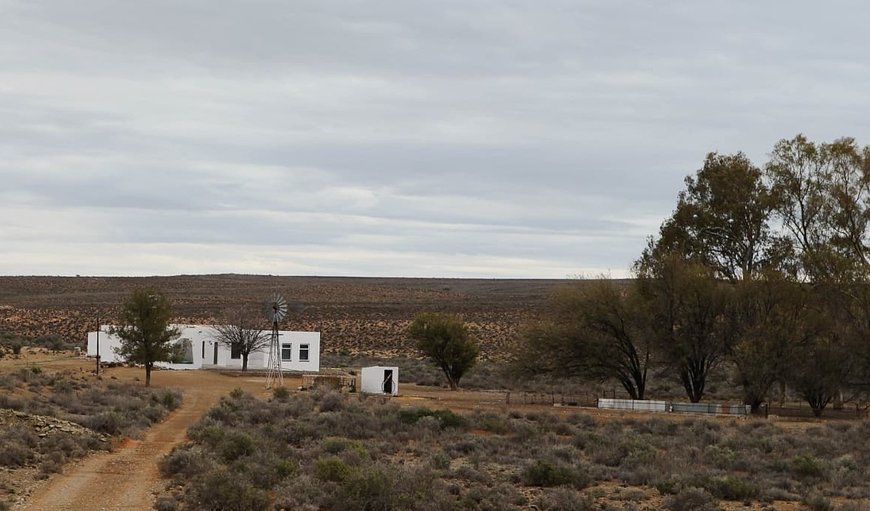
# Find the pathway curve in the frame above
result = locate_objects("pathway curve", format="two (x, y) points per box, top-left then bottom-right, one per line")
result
(20, 370), (272, 511)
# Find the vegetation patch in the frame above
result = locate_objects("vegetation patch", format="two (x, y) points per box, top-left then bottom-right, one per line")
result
(159, 390), (870, 511)
(0, 367), (182, 508)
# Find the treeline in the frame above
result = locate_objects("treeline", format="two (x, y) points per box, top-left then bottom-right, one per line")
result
(513, 135), (870, 416)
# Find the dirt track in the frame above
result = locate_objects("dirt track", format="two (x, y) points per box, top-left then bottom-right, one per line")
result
(19, 368), (278, 511)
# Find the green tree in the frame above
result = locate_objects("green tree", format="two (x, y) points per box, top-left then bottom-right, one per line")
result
(729, 275), (808, 412)
(646, 152), (779, 282)
(408, 313), (479, 390)
(766, 134), (870, 281)
(636, 254), (735, 403)
(510, 279), (653, 399)
(211, 305), (270, 371)
(765, 134), (870, 407)
(110, 288), (180, 387)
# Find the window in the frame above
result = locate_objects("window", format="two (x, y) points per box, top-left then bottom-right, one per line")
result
(175, 339), (194, 364)
(201, 341), (206, 359)
(281, 343), (292, 361)
(230, 342), (242, 360)
(299, 344), (309, 362)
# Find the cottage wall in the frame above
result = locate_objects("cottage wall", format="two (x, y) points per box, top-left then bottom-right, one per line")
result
(87, 325), (320, 372)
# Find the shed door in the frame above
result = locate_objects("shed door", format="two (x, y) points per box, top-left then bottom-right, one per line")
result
(383, 369), (394, 394)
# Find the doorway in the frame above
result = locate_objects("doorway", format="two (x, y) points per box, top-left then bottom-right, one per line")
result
(383, 369), (394, 394)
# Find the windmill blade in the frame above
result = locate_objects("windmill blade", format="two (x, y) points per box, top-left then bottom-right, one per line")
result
(265, 293), (288, 322)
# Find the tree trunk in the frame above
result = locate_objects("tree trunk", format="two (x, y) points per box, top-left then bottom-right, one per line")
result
(445, 372), (458, 390)
(145, 364), (152, 387)
(242, 354), (248, 371)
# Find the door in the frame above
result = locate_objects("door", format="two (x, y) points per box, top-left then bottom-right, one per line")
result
(383, 369), (394, 395)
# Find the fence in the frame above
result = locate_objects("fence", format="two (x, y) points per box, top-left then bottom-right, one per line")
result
(670, 402), (750, 416)
(505, 392), (598, 408)
(598, 398), (750, 416)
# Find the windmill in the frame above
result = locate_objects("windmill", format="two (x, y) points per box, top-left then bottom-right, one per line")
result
(264, 293), (288, 389)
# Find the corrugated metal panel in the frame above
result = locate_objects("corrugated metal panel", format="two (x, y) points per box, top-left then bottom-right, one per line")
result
(597, 399), (668, 412)
(598, 399), (751, 415)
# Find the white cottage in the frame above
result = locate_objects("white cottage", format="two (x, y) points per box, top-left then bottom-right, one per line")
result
(87, 325), (320, 372)
(360, 366), (398, 396)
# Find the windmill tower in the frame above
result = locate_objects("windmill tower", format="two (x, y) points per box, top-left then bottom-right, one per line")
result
(264, 293), (288, 389)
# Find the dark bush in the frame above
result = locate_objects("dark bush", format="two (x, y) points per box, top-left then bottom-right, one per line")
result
(160, 446), (210, 479)
(272, 386), (290, 400)
(664, 486), (720, 511)
(0, 441), (31, 467)
(398, 408), (468, 429)
(791, 453), (827, 480)
(314, 456), (355, 482)
(535, 487), (595, 511)
(218, 432), (255, 462)
(186, 468), (271, 511)
(523, 460), (586, 489)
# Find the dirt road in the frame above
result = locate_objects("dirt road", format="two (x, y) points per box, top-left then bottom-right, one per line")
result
(20, 368), (278, 511)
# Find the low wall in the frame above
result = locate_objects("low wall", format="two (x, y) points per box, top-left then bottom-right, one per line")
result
(597, 399), (750, 416)
(598, 398), (668, 412)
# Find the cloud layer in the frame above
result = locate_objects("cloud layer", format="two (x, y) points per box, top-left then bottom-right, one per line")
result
(2, 1), (869, 277)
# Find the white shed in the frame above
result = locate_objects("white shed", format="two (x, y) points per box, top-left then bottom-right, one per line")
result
(87, 324), (321, 372)
(360, 366), (399, 396)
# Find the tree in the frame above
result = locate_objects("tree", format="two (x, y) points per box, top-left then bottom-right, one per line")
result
(728, 275), (808, 412)
(408, 313), (479, 390)
(110, 288), (180, 387)
(785, 318), (855, 417)
(509, 279), (653, 399)
(765, 134), (870, 282)
(765, 134), (870, 409)
(646, 152), (779, 282)
(636, 254), (734, 403)
(211, 306), (270, 371)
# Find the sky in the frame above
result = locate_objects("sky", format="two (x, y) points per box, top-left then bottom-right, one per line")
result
(2, 1), (870, 278)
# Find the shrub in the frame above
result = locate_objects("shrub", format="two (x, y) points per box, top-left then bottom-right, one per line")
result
(791, 453), (827, 480)
(272, 386), (290, 400)
(328, 465), (394, 510)
(186, 468), (271, 511)
(664, 486), (719, 511)
(83, 411), (124, 435)
(469, 411), (510, 434)
(706, 476), (759, 501)
(523, 460), (586, 489)
(535, 487), (595, 511)
(399, 408), (468, 430)
(154, 495), (178, 511)
(803, 494), (833, 511)
(318, 391), (344, 412)
(159, 389), (182, 410)
(314, 456), (355, 482)
(218, 432), (255, 462)
(0, 442), (31, 467)
(160, 447), (210, 479)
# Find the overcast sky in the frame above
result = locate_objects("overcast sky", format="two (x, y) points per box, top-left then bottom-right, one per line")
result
(2, 1), (869, 278)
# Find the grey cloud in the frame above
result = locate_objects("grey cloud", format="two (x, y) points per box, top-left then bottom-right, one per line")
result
(2, 1), (870, 277)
